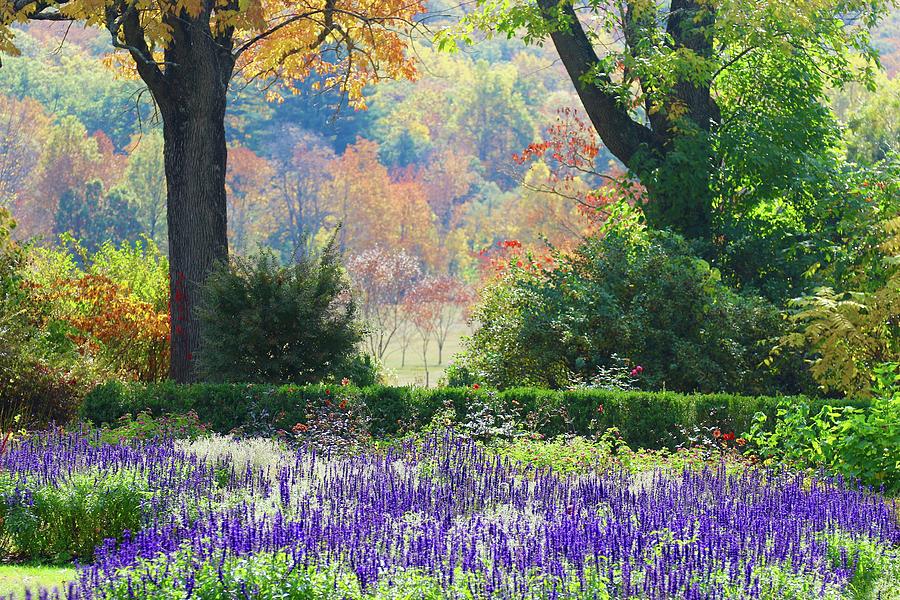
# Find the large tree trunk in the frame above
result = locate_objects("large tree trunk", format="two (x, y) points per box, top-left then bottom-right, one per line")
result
(161, 99), (229, 383)
(154, 21), (232, 383)
(112, 2), (234, 382)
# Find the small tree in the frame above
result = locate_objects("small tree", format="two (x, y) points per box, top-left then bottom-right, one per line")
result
(196, 240), (361, 384)
(347, 247), (420, 362)
(413, 276), (473, 365)
(404, 284), (436, 387)
(396, 317), (416, 368)
(405, 275), (473, 386)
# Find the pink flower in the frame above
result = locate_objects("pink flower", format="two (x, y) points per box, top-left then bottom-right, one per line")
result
(340, 377), (350, 386)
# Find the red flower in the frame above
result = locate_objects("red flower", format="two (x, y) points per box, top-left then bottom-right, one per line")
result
(472, 384), (480, 390)
(340, 378), (350, 386)
(723, 432), (735, 442)
(713, 428), (722, 439)
(339, 400), (347, 410)
(597, 404), (604, 414)
(325, 389), (331, 395)
(292, 423), (309, 433)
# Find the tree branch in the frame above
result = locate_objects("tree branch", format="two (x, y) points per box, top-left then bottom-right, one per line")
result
(106, 3), (169, 102)
(537, 0), (659, 168)
(29, 12), (74, 20)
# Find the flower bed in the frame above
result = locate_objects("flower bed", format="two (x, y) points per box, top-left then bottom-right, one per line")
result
(1, 430), (898, 599)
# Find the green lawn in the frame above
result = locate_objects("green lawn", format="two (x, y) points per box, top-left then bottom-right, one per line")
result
(380, 320), (471, 386)
(0, 565), (76, 598)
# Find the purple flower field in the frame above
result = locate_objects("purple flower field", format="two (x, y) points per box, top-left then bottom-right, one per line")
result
(1, 431), (899, 599)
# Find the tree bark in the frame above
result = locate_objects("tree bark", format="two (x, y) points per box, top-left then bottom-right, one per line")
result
(161, 99), (229, 383)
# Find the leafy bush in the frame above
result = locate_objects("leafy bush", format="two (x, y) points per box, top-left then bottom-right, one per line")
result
(196, 242), (363, 384)
(492, 430), (749, 475)
(0, 213), (84, 426)
(337, 353), (385, 387)
(0, 470), (146, 562)
(454, 226), (806, 394)
(12, 236), (170, 386)
(98, 410), (209, 445)
(0, 350), (81, 426)
(88, 238), (169, 310)
(25, 274), (169, 382)
(81, 381), (869, 450)
(746, 363), (900, 493)
(280, 388), (372, 452)
(774, 212), (900, 397)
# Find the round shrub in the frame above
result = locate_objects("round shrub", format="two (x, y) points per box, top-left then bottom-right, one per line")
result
(196, 242), (364, 384)
(455, 226), (804, 394)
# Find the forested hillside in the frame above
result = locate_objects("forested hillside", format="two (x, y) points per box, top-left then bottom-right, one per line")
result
(1, 7), (897, 281)
(0, 19), (608, 280)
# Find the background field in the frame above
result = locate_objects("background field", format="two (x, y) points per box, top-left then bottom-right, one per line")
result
(380, 320), (471, 386)
(0, 565), (75, 598)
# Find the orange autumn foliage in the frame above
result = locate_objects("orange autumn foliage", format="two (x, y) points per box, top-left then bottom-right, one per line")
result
(25, 275), (169, 382)
(329, 139), (440, 267)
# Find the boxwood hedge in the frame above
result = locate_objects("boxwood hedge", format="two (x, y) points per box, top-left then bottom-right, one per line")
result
(81, 381), (869, 449)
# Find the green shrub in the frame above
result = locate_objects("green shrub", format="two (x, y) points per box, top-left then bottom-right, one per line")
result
(453, 227), (808, 394)
(0, 301), (83, 428)
(94, 550), (499, 600)
(88, 237), (169, 310)
(196, 242), (364, 384)
(99, 410), (210, 444)
(0, 354), (81, 426)
(0, 233), (170, 418)
(336, 353), (385, 387)
(0, 211), (83, 426)
(0, 471), (147, 562)
(81, 381), (869, 450)
(746, 363), (900, 492)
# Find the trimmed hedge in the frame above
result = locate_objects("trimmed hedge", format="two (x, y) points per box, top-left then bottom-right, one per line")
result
(81, 381), (870, 449)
